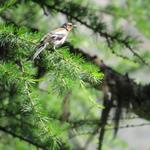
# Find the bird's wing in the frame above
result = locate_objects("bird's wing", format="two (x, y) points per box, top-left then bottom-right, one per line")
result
(36, 28), (66, 49)
(50, 33), (66, 41)
(37, 35), (51, 48)
(50, 28), (67, 41)
(32, 28), (67, 60)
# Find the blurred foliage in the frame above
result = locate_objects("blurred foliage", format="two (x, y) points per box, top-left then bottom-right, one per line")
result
(0, 0), (149, 150)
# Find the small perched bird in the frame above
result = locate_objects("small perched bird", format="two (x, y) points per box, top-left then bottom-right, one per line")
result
(32, 22), (76, 60)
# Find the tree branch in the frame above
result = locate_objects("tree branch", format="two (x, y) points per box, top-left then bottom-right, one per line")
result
(62, 42), (150, 122)
(34, 1), (150, 67)
(0, 126), (46, 149)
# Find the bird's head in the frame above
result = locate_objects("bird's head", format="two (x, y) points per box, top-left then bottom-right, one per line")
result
(63, 22), (77, 31)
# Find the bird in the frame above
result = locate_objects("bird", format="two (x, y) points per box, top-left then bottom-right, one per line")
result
(32, 22), (76, 60)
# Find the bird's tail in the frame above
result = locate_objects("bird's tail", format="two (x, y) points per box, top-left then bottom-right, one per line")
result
(32, 43), (47, 60)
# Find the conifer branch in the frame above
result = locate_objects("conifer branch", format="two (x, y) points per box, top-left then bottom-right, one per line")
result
(62, 43), (150, 129)
(18, 61), (50, 135)
(35, 1), (150, 67)
(0, 126), (46, 149)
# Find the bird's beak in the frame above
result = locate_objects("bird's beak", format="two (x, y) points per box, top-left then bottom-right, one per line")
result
(73, 25), (77, 28)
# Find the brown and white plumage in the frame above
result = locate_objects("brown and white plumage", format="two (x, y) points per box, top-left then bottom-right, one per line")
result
(32, 22), (75, 60)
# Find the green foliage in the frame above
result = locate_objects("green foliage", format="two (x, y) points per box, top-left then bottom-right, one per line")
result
(0, 0), (149, 150)
(0, 0), (17, 13)
(0, 20), (103, 149)
(108, 0), (150, 38)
